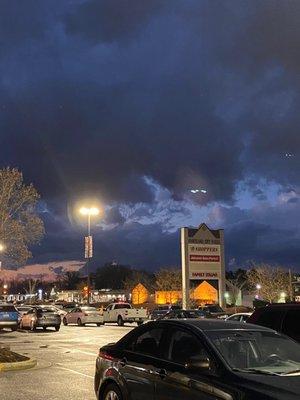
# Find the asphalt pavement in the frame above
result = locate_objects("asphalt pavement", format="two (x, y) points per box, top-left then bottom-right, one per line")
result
(0, 323), (134, 400)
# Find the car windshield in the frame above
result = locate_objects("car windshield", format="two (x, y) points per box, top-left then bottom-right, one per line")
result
(206, 305), (224, 313)
(185, 310), (205, 318)
(37, 308), (56, 314)
(0, 305), (17, 312)
(207, 330), (300, 375)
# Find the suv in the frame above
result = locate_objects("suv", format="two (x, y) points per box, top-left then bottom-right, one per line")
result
(247, 303), (300, 342)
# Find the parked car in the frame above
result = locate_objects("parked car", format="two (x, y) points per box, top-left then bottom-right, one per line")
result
(150, 305), (181, 320)
(103, 303), (148, 326)
(198, 304), (228, 318)
(226, 312), (252, 323)
(40, 305), (67, 316)
(159, 309), (207, 320)
(16, 305), (33, 317)
(248, 303), (300, 342)
(0, 304), (19, 331)
(95, 319), (300, 400)
(20, 307), (61, 331)
(63, 306), (103, 326)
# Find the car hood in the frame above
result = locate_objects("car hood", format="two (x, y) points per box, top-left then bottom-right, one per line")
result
(235, 372), (300, 399)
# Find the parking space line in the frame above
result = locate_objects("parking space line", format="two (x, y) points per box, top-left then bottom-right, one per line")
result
(55, 365), (94, 379)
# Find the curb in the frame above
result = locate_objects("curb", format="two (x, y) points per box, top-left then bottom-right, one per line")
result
(0, 358), (37, 372)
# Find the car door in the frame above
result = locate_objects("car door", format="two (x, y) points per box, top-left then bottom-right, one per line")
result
(282, 309), (300, 342)
(68, 308), (77, 324)
(22, 309), (34, 327)
(155, 326), (232, 400)
(119, 325), (166, 400)
(106, 305), (114, 322)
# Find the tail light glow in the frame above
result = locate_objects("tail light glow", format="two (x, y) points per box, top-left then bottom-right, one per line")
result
(99, 351), (114, 361)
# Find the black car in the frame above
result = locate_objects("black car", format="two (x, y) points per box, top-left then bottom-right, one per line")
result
(248, 303), (300, 342)
(198, 304), (228, 318)
(150, 305), (181, 320)
(159, 309), (207, 320)
(95, 319), (300, 400)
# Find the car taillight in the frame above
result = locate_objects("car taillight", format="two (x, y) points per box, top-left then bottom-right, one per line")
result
(99, 351), (114, 361)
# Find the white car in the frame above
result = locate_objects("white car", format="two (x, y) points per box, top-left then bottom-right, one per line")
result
(226, 312), (252, 323)
(62, 306), (103, 326)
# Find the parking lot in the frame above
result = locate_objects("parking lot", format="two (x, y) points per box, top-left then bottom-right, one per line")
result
(0, 324), (134, 400)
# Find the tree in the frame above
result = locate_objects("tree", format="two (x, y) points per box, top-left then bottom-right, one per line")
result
(123, 270), (154, 292)
(247, 264), (291, 303)
(226, 269), (248, 308)
(155, 268), (182, 291)
(0, 168), (45, 267)
(24, 279), (38, 304)
(61, 271), (82, 290)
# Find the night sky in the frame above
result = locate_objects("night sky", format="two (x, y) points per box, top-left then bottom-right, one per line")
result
(1, 1), (300, 271)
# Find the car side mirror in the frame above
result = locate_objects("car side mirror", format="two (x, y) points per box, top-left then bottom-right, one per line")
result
(185, 357), (211, 372)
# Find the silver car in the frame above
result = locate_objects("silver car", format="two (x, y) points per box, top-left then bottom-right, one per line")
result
(20, 307), (61, 331)
(63, 306), (103, 326)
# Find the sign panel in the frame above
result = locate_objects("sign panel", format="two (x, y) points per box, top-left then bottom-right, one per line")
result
(84, 236), (93, 258)
(181, 223), (226, 308)
(188, 244), (221, 279)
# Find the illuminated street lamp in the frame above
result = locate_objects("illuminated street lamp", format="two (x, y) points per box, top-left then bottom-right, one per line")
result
(79, 206), (100, 304)
(0, 242), (5, 271)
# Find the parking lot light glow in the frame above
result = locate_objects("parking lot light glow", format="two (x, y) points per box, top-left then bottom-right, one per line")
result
(256, 284), (261, 290)
(0, 243), (5, 252)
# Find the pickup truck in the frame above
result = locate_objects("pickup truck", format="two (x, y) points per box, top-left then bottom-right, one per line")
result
(103, 303), (148, 326)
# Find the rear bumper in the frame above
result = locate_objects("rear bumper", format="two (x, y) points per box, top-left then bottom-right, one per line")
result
(82, 317), (103, 324)
(36, 320), (61, 327)
(0, 321), (18, 327)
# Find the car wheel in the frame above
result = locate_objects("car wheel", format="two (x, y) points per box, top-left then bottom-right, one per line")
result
(63, 318), (68, 326)
(77, 318), (83, 326)
(117, 316), (124, 326)
(97, 323), (102, 327)
(43, 327), (47, 331)
(30, 321), (36, 332)
(102, 383), (122, 400)
(11, 326), (18, 332)
(55, 326), (60, 332)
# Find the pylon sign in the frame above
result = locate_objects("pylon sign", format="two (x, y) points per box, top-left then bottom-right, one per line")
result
(181, 223), (226, 308)
(84, 235), (93, 258)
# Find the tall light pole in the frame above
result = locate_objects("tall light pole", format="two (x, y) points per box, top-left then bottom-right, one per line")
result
(79, 207), (99, 305)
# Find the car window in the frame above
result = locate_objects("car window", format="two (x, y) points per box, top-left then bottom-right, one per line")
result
(255, 309), (285, 331)
(106, 305), (112, 311)
(229, 315), (241, 322)
(114, 304), (130, 309)
(126, 327), (164, 357)
(0, 305), (17, 312)
(282, 309), (300, 340)
(168, 329), (209, 365)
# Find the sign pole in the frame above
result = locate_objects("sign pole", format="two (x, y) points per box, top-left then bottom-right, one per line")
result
(181, 228), (190, 310)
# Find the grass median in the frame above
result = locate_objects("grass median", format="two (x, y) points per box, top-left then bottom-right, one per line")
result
(0, 348), (37, 372)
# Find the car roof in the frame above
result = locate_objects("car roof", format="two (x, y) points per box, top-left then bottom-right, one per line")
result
(264, 303), (300, 308)
(157, 318), (273, 332)
(228, 312), (252, 316)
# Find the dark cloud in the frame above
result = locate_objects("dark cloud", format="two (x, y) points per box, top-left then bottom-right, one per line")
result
(65, 0), (165, 44)
(1, 1), (300, 270)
